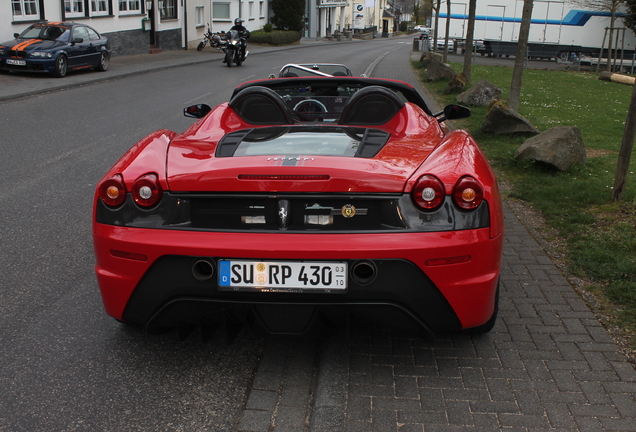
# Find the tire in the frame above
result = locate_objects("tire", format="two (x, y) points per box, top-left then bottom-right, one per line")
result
(470, 279), (500, 334)
(95, 51), (109, 72)
(235, 51), (242, 66)
(197, 41), (206, 51)
(225, 50), (232, 67)
(53, 54), (67, 77)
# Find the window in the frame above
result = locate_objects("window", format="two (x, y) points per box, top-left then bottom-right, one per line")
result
(73, 26), (90, 41)
(119, 0), (141, 14)
(65, 0), (86, 18)
(195, 6), (204, 26)
(12, 0), (41, 21)
(259, 1), (264, 18)
(213, 2), (230, 20)
(249, 1), (254, 20)
(86, 26), (101, 40)
(160, 0), (177, 19)
(91, 0), (109, 16)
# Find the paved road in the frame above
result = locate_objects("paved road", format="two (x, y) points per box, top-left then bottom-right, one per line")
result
(2, 38), (635, 432)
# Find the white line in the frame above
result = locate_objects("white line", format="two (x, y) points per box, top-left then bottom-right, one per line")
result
(183, 92), (214, 105)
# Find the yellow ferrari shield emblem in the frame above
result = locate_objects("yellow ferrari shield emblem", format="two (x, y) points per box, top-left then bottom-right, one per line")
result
(341, 204), (356, 218)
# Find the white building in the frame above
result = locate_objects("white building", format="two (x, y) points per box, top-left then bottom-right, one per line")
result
(2, 0), (268, 56)
(307, 0), (397, 39)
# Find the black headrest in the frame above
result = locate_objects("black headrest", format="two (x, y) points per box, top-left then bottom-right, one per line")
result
(338, 86), (405, 126)
(229, 86), (294, 125)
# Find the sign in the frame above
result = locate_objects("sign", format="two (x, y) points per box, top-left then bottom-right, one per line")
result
(353, 2), (364, 29)
(320, 0), (349, 6)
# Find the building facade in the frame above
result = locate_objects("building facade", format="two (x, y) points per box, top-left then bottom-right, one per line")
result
(3, 0), (268, 56)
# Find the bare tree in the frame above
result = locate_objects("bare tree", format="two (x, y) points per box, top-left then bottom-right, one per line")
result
(433, 0), (441, 53)
(613, 81), (636, 201)
(509, 0), (533, 112)
(443, 0), (451, 61)
(462, 0), (477, 82)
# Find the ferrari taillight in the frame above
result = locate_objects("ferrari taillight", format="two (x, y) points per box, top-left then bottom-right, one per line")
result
(99, 174), (126, 207)
(132, 173), (163, 208)
(412, 174), (445, 211)
(453, 176), (483, 210)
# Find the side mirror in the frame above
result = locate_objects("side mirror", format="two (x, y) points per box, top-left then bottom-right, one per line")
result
(14, 33), (20, 39)
(434, 104), (471, 122)
(184, 104), (212, 119)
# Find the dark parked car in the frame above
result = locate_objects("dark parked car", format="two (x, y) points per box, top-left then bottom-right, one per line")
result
(0, 22), (110, 77)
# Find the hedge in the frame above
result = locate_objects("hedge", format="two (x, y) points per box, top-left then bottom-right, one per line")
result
(249, 30), (301, 45)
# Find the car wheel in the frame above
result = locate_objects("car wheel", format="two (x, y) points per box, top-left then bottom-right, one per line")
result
(225, 50), (232, 67)
(470, 279), (500, 334)
(95, 51), (109, 72)
(53, 54), (68, 78)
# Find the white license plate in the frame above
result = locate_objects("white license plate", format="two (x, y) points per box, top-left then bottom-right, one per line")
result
(218, 260), (347, 292)
(6, 59), (26, 66)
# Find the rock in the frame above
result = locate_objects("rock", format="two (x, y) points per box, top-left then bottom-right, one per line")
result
(445, 73), (467, 94)
(457, 79), (502, 106)
(481, 102), (540, 135)
(419, 51), (443, 68)
(514, 126), (587, 171)
(425, 58), (456, 81)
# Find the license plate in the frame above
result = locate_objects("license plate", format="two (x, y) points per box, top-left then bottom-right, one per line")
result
(7, 59), (26, 66)
(218, 260), (347, 293)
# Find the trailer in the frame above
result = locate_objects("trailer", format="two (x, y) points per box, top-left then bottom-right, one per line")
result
(434, 0), (636, 61)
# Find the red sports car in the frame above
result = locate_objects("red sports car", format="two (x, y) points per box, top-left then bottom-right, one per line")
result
(93, 77), (504, 338)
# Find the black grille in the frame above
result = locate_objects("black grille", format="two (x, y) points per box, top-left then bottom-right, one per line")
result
(9, 50), (26, 58)
(189, 195), (406, 231)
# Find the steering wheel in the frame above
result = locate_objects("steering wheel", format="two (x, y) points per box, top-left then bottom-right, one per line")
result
(293, 99), (328, 118)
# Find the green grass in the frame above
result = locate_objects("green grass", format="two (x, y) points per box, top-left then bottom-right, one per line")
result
(416, 61), (636, 344)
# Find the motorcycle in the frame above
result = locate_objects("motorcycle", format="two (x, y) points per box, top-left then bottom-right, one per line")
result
(197, 23), (225, 51)
(223, 29), (249, 67)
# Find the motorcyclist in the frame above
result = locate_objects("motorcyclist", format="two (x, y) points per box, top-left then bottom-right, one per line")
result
(228, 18), (250, 61)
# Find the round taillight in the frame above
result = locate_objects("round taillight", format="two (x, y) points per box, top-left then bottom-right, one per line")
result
(99, 174), (126, 207)
(453, 176), (483, 210)
(412, 174), (445, 211)
(132, 173), (163, 208)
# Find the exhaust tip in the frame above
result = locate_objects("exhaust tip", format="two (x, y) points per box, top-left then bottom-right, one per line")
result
(351, 260), (377, 286)
(192, 258), (215, 281)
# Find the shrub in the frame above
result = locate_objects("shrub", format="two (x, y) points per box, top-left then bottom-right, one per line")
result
(263, 23), (273, 33)
(249, 30), (301, 45)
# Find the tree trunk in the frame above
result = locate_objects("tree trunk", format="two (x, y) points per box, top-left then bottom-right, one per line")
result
(508, 0), (533, 113)
(462, 0), (477, 83)
(443, 0), (451, 62)
(433, 0), (441, 53)
(612, 76), (636, 201)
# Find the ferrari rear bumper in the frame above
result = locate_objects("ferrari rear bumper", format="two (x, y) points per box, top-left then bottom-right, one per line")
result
(93, 224), (503, 335)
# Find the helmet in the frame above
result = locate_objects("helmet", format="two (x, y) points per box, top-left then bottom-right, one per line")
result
(234, 18), (244, 25)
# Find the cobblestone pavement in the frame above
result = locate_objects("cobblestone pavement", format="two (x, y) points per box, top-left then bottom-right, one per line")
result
(237, 43), (636, 432)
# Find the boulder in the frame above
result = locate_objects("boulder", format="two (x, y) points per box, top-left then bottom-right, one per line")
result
(425, 58), (456, 81)
(481, 102), (540, 135)
(419, 51), (443, 68)
(445, 73), (467, 94)
(514, 126), (587, 171)
(457, 79), (502, 106)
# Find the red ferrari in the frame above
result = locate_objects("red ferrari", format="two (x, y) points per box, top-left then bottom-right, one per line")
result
(93, 76), (504, 338)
